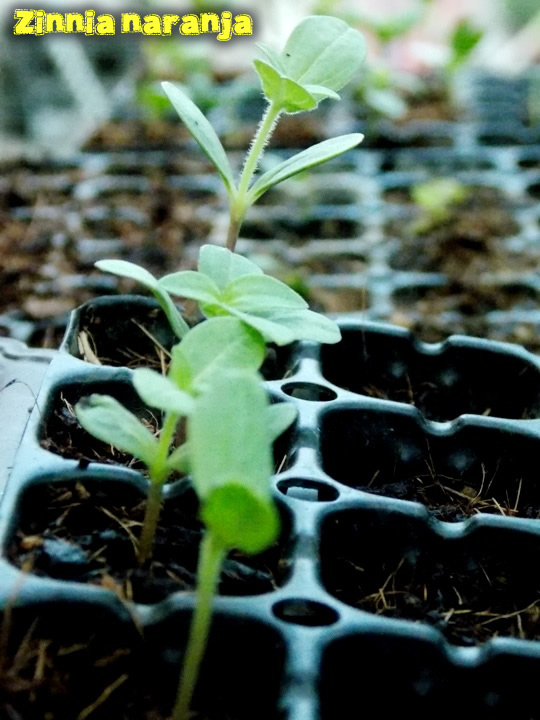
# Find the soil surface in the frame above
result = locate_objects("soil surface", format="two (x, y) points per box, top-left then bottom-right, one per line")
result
(360, 467), (540, 522)
(388, 186), (527, 276)
(8, 481), (289, 604)
(322, 516), (540, 646)
(0, 610), (274, 719)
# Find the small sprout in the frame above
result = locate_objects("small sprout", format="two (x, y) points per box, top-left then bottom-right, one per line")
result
(447, 19), (483, 72)
(84, 15), (362, 718)
(412, 177), (468, 230)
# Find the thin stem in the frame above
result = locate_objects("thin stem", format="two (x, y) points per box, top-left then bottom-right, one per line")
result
(137, 412), (179, 565)
(226, 101), (282, 252)
(172, 531), (228, 720)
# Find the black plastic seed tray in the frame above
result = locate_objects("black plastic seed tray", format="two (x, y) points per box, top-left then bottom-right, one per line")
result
(0, 297), (539, 718)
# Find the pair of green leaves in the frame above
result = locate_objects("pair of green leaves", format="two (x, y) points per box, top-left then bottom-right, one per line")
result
(254, 15), (366, 114)
(97, 244), (341, 346)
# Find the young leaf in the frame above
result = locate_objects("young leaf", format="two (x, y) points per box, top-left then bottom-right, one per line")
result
(247, 134), (363, 202)
(224, 306), (341, 345)
(132, 368), (195, 416)
(95, 259), (189, 340)
(281, 16), (366, 92)
(188, 371), (273, 501)
(224, 274), (308, 311)
(75, 394), (158, 466)
(253, 60), (318, 113)
(202, 484), (279, 554)
(158, 270), (220, 305)
(267, 403), (297, 443)
(198, 244), (262, 292)
(169, 317), (265, 394)
(161, 82), (235, 197)
(256, 42), (287, 74)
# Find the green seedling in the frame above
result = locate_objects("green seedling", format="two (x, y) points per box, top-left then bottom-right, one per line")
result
(94, 16), (366, 346)
(161, 14), (365, 250)
(411, 177), (468, 231)
(78, 14), (364, 718)
(75, 316), (270, 564)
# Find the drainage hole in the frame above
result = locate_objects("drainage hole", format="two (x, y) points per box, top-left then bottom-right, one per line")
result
(273, 599), (339, 627)
(277, 479), (339, 502)
(281, 382), (337, 402)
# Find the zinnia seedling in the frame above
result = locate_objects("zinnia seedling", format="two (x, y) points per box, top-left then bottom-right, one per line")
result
(76, 15), (366, 719)
(75, 316), (274, 564)
(94, 15), (366, 344)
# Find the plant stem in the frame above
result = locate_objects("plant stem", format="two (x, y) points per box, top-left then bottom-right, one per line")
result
(172, 531), (228, 720)
(137, 412), (179, 565)
(226, 101), (282, 251)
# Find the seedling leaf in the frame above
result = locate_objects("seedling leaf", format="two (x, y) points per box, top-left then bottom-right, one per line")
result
(247, 134), (363, 202)
(75, 394), (158, 466)
(132, 368), (195, 415)
(188, 371), (273, 500)
(225, 274), (308, 311)
(202, 484), (279, 554)
(161, 82), (235, 197)
(267, 403), (297, 442)
(281, 16), (366, 91)
(159, 271), (220, 304)
(95, 259), (189, 339)
(254, 60), (318, 113)
(169, 317), (265, 394)
(198, 244), (263, 291)
(225, 306), (341, 345)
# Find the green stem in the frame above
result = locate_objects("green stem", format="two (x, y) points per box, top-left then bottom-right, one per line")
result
(172, 531), (228, 720)
(226, 101), (282, 251)
(137, 412), (179, 565)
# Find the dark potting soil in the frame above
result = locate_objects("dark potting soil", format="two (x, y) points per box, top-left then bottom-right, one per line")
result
(388, 186), (527, 278)
(0, 613), (276, 719)
(73, 302), (180, 369)
(321, 513), (540, 646)
(8, 481), (289, 603)
(360, 468), (540, 523)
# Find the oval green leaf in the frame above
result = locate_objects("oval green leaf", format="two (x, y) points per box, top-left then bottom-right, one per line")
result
(132, 368), (194, 416)
(225, 274), (308, 312)
(169, 317), (265, 394)
(282, 16), (366, 91)
(75, 394), (158, 467)
(159, 271), (220, 304)
(202, 484), (279, 554)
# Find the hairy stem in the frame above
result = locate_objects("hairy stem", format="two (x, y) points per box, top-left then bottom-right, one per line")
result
(226, 101), (282, 251)
(137, 412), (179, 565)
(172, 531), (228, 720)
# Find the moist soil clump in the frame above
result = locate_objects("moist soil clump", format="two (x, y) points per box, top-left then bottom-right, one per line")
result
(8, 481), (289, 604)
